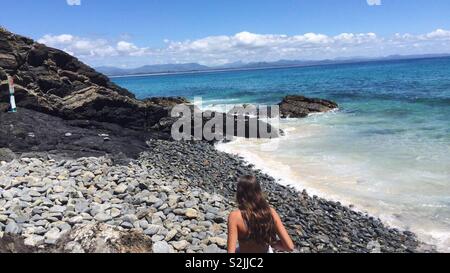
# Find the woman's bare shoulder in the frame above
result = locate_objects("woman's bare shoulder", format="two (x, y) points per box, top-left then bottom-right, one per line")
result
(269, 207), (280, 218)
(229, 209), (242, 218)
(228, 210), (242, 224)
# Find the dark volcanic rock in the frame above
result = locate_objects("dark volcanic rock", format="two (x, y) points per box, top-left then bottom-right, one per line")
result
(279, 95), (338, 118)
(0, 108), (167, 162)
(0, 28), (278, 142)
(154, 109), (280, 142)
(0, 67), (7, 81)
(0, 105), (278, 161)
(0, 28), (184, 130)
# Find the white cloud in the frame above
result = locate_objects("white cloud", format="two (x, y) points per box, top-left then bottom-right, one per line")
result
(38, 34), (149, 58)
(39, 34), (74, 44)
(37, 29), (450, 67)
(423, 29), (450, 40)
(67, 0), (81, 6)
(367, 0), (382, 6)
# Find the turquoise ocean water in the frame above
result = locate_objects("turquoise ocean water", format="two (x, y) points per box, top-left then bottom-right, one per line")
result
(113, 57), (450, 251)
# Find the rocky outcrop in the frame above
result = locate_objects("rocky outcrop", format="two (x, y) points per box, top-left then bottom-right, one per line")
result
(0, 108), (168, 162)
(154, 109), (280, 142)
(279, 95), (338, 118)
(0, 28), (187, 130)
(0, 28), (279, 141)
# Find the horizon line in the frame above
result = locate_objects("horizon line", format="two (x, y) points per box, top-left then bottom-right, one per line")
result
(102, 53), (450, 78)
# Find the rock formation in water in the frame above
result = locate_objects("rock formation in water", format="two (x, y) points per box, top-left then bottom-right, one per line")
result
(279, 95), (339, 118)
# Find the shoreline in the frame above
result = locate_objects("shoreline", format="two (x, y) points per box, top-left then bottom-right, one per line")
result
(143, 140), (425, 253)
(216, 139), (441, 252)
(0, 28), (436, 253)
(0, 138), (430, 253)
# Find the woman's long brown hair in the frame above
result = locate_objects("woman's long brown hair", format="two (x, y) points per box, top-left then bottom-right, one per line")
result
(236, 175), (277, 245)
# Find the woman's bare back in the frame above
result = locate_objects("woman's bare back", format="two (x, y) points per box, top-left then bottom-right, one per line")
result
(227, 208), (295, 253)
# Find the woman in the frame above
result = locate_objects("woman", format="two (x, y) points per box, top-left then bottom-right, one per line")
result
(227, 175), (295, 253)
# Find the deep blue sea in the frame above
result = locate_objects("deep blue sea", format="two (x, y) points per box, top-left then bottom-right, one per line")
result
(113, 57), (450, 251)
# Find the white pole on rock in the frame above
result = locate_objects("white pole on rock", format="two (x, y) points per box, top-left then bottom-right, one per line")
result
(7, 75), (17, 113)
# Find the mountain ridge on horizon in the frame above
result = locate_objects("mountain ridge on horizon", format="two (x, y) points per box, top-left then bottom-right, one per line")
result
(96, 53), (450, 77)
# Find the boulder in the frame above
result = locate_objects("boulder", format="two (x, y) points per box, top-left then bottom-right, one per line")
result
(0, 53), (18, 70)
(152, 241), (172, 253)
(279, 95), (338, 118)
(0, 148), (16, 162)
(0, 234), (37, 253)
(154, 109), (280, 141)
(57, 223), (153, 253)
(0, 223), (154, 253)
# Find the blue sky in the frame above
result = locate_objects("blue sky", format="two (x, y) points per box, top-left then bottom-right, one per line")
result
(1, 0), (450, 67)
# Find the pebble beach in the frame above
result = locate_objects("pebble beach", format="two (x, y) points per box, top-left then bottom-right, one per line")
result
(0, 139), (426, 253)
